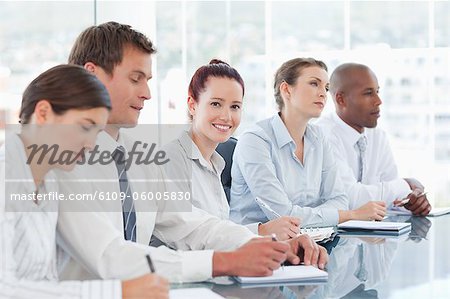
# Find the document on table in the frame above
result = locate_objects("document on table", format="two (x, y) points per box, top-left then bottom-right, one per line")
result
(337, 220), (411, 236)
(388, 206), (450, 217)
(234, 265), (328, 284)
(170, 288), (225, 299)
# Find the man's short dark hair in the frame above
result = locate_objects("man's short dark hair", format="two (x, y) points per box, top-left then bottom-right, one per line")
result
(69, 21), (156, 74)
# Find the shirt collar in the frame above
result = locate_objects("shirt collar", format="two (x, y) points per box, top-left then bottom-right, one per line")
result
(332, 113), (366, 146)
(96, 130), (128, 158)
(271, 113), (294, 149)
(270, 113), (319, 149)
(7, 133), (57, 198)
(178, 130), (225, 174)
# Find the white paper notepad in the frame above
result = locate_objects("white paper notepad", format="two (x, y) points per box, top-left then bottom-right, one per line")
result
(234, 265), (328, 284)
(338, 220), (410, 230)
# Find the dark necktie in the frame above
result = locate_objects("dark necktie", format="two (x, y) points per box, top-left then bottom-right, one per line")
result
(112, 146), (136, 242)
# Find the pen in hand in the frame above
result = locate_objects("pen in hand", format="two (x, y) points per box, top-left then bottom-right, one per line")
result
(271, 233), (285, 270)
(395, 191), (428, 207)
(271, 233), (278, 242)
(146, 254), (156, 273)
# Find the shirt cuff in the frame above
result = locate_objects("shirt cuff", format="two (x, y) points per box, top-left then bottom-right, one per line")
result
(178, 249), (214, 283)
(320, 208), (339, 227)
(245, 222), (261, 234)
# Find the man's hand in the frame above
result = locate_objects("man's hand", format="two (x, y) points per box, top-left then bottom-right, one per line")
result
(394, 189), (431, 216)
(286, 234), (328, 269)
(259, 216), (301, 240)
(212, 237), (289, 277)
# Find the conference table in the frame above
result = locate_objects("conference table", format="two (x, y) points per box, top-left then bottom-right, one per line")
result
(171, 214), (450, 298)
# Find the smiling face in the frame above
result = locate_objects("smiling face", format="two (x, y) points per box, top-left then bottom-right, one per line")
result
(282, 66), (329, 119)
(189, 76), (243, 147)
(335, 67), (382, 133)
(93, 46), (152, 128)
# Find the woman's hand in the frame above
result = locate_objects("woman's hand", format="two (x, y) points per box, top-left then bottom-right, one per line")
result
(353, 201), (387, 221)
(122, 274), (169, 299)
(258, 216), (301, 240)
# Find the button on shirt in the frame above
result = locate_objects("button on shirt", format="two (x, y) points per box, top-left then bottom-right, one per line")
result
(316, 113), (411, 209)
(230, 114), (349, 227)
(162, 131), (260, 233)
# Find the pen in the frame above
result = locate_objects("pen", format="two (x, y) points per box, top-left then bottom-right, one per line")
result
(271, 233), (278, 242)
(255, 197), (281, 218)
(396, 192), (428, 206)
(146, 254), (156, 273)
(271, 233), (284, 270)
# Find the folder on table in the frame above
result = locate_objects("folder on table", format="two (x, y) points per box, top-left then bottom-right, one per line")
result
(388, 206), (450, 217)
(234, 265), (328, 285)
(337, 220), (411, 236)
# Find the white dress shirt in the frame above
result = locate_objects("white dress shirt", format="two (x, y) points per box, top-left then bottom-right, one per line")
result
(162, 130), (260, 233)
(316, 113), (411, 209)
(0, 133), (120, 299)
(56, 130), (255, 283)
(230, 114), (349, 228)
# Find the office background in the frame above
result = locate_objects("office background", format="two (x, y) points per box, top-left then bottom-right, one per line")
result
(0, 0), (449, 206)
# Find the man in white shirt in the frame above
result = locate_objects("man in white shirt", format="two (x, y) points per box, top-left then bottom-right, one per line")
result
(56, 21), (327, 283)
(316, 63), (431, 216)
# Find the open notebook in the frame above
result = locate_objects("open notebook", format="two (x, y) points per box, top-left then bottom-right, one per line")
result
(234, 265), (328, 285)
(337, 220), (411, 236)
(388, 206), (450, 217)
(299, 227), (335, 242)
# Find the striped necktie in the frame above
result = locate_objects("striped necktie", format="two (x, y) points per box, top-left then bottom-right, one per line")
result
(112, 146), (136, 242)
(356, 136), (367, 182)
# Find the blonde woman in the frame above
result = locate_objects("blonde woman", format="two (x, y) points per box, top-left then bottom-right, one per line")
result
(230, 58), (386, 228)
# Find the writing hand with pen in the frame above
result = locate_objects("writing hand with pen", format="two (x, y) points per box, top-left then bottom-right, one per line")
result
(120, 254), (169, 299)
(255, 197), (301, 240)
(214, 197), (327, 277)
(212, 234), (328, 277)
(393, 178), (432, 216)
(258, 216), (301, 241)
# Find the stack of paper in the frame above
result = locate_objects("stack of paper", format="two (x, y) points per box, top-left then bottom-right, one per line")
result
(234, 265), (328, 285)
(337, 220), (411, 236)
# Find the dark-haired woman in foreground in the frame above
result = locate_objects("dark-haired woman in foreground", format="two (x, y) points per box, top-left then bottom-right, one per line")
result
(0, 64), (168, 299)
